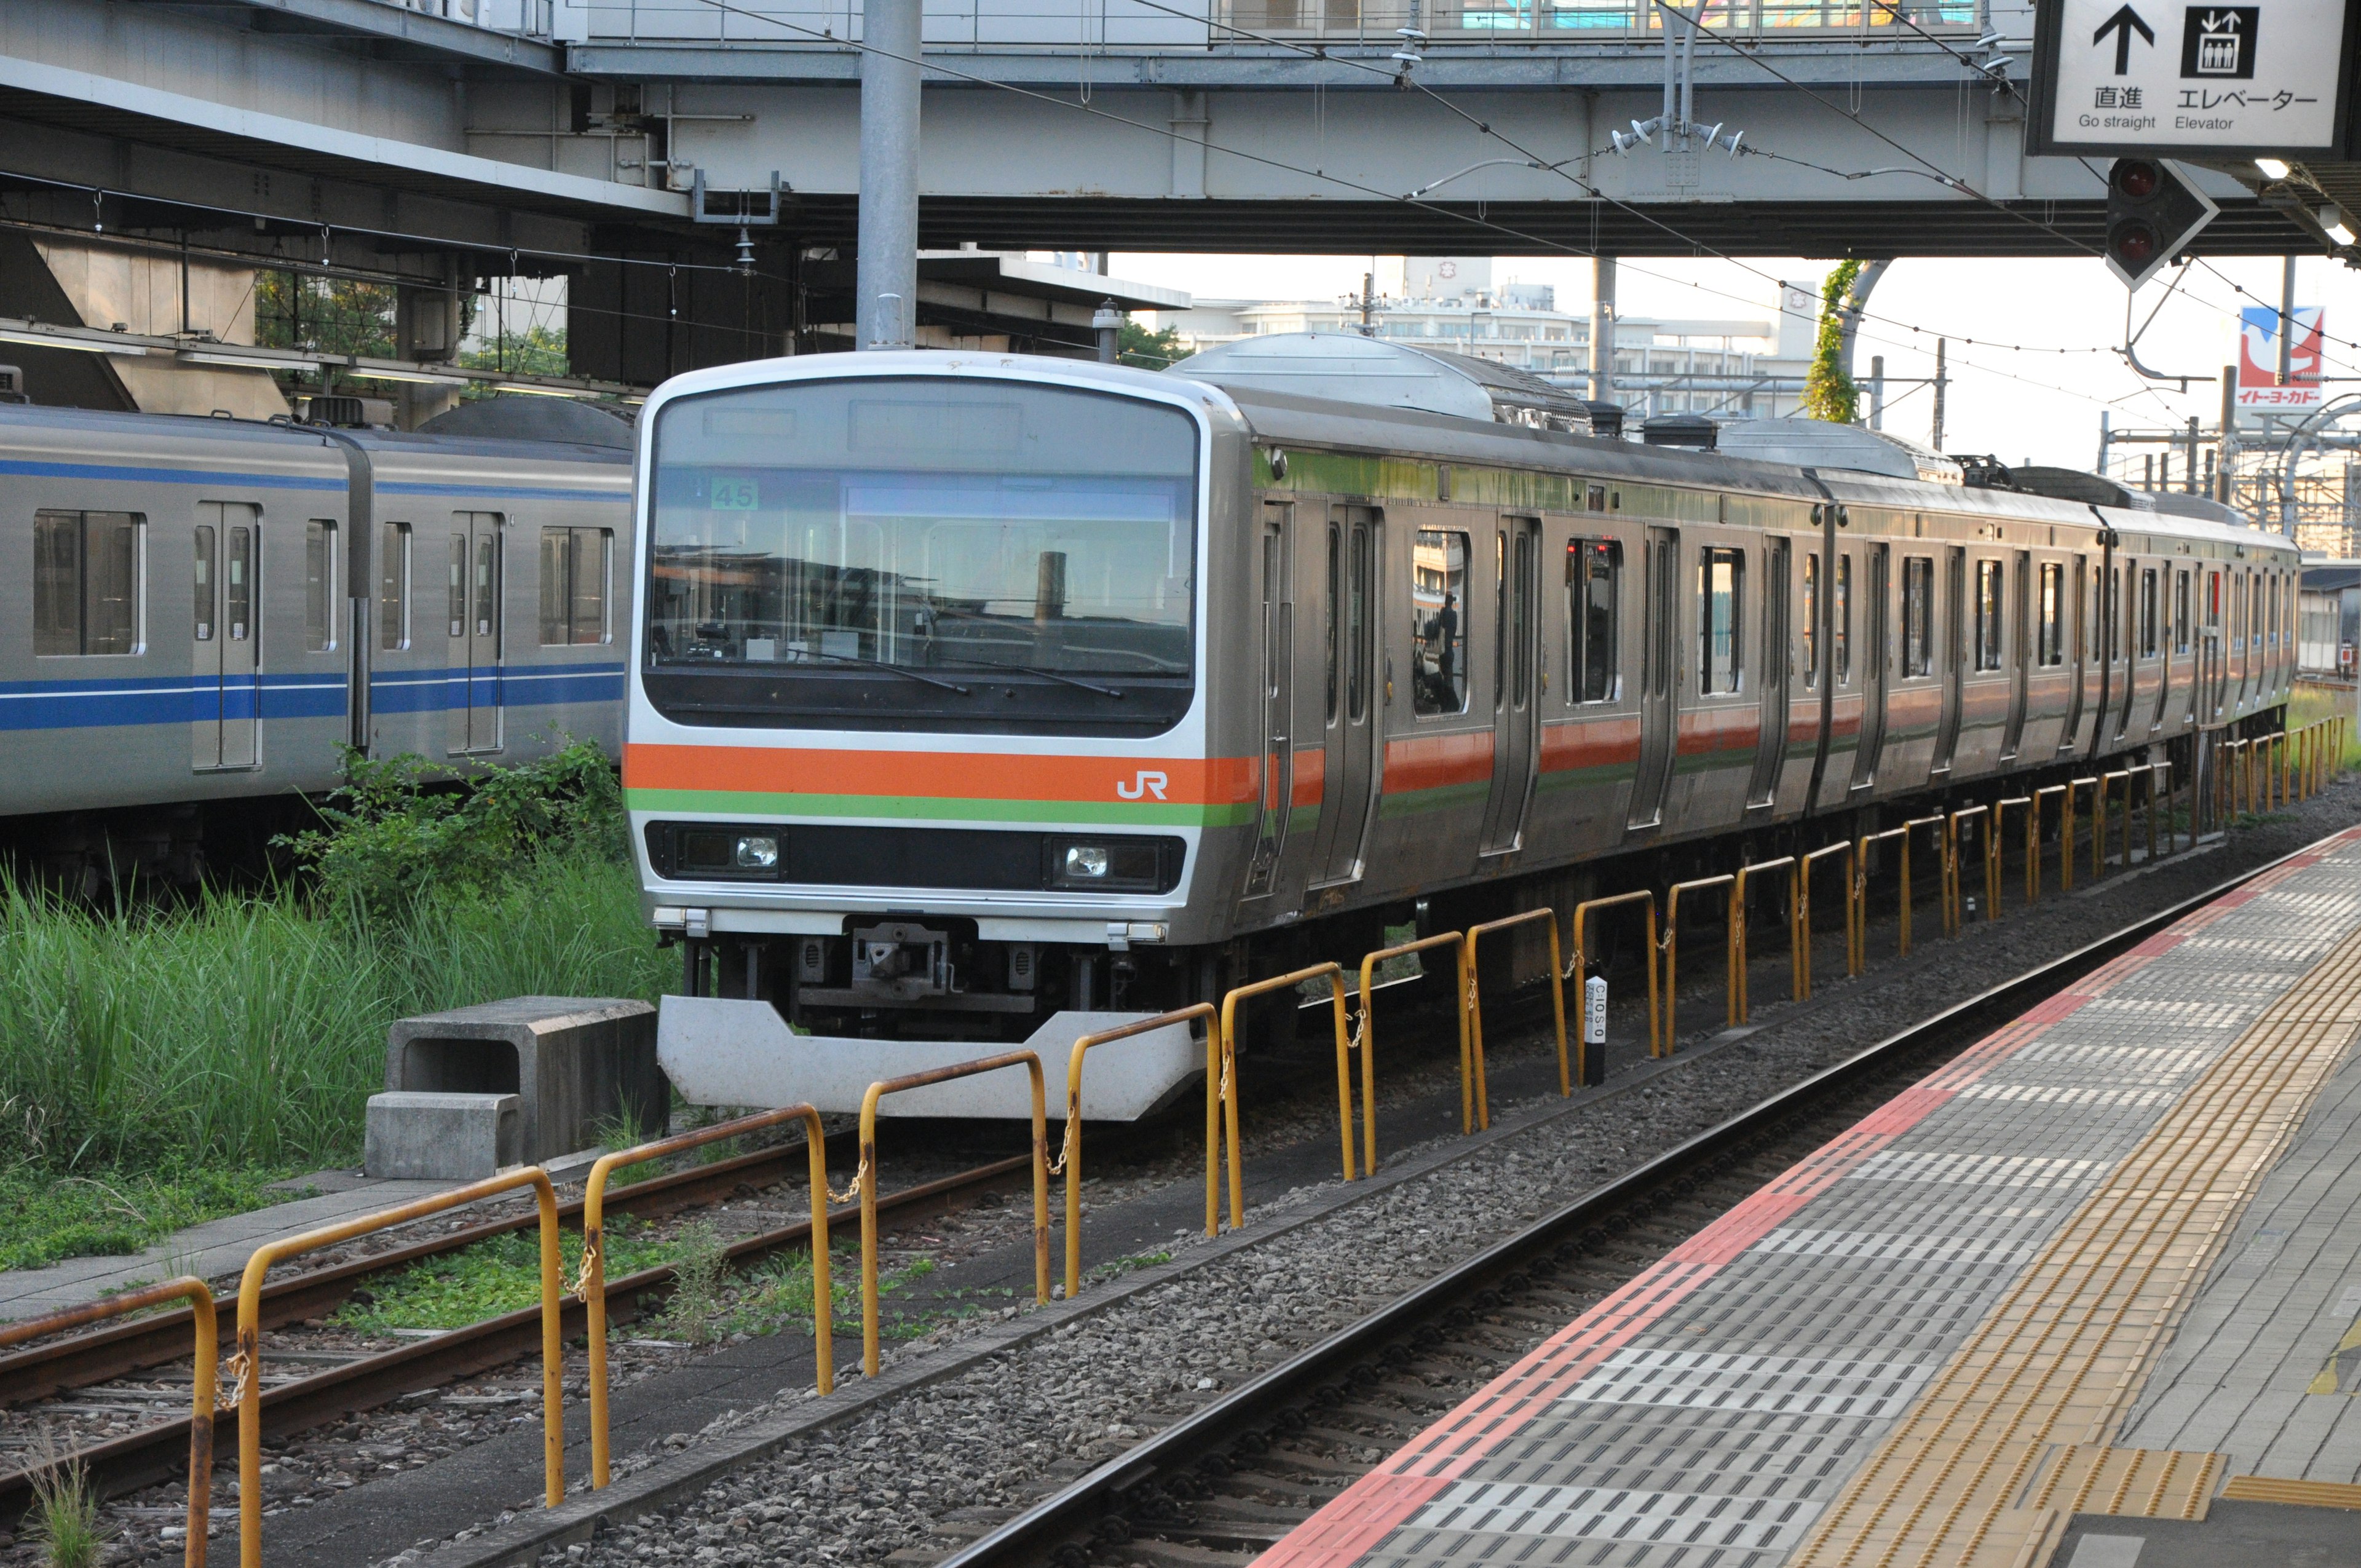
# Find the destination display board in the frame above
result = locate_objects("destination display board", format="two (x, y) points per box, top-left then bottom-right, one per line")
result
(2029, 0), (2360, 158)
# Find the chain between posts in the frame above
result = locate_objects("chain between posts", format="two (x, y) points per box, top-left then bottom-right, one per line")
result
(1461, 910), (1571, 1128)
(234, 1166), (566, 1568)
(858, 1054), (1048, 1376)
(580, 1103), (832, 1487)
(0, 1278), (219, 1568)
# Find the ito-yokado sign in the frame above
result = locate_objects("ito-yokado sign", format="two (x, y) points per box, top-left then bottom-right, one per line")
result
(2030, 0), (2359, 158)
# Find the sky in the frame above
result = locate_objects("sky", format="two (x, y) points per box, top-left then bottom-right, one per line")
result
(1108, 249), (2361, 475)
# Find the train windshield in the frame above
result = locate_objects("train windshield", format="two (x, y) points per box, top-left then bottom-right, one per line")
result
(644, 376), (1200, 734)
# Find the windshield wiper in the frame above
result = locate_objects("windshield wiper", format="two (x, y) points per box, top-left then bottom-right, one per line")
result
(927, 655), (1125, 699)
(724, 648), (971, 695)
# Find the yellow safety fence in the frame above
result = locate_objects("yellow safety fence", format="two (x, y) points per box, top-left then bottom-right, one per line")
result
(1465, 907), (1574, 1126)
(1062, 1004), (1216, 1297)
(856, 1053), (1050, 1373)
(234, 1168), (566, 1568)
(579, 1103), (834, 1487)
(1353, 932), (1469, 1171)
(0, 1279), (219, 1567)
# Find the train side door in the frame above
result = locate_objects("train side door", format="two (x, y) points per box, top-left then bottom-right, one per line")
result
(2062, 555), (2089, 750)
(1745, 535), (1790, 809)
(1931, 545), (1965, 773)
(1245, 502), (1293, 898)
(1479, 518), (1541, 853)
(1311, 505), (1380, 885)
(193, 502), (261, 770)
(1624, 526), (1680, 831)
(2001, 548), (2031, 758)
(448, 512), (504, 754)
(1849, 543), (1890, 791)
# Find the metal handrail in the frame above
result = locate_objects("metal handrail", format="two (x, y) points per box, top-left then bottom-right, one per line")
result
(1991, 796), (2031, 915)
(1464, 909), (1571, 1124)
(581, 1104), (832, 1486)
(1733, 855), (1802, 1023)
(1217, 964), (1351, 1229)
(1658, 876), (1735, 1050)
(0, 1278), (218, 1567)
(1572, 891), (1661, 1064)
(1353, 932), (1468, 1171)
(2066, 775), (2101, 884)
(1060, 1005), (1215, 1297)
(1944, 804), (1987, 930)
(858, 1053), (1050, 1373)
(1800, 841), (1859, 991)
(235, 1167), (565, 1568)
(2030, 783), (2068, 901)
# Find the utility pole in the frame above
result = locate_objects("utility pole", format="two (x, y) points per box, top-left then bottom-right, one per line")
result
(1869, 355), (1884, 431)
(1931, 338), (1947, 451)
(1589, 256), (1616, 405)
(2217, 366), (2238, 504)
(2277, 255), (2297, 387)
(1360, 271), (1375, 337)
(2185, 415), (2200, 494)
(856, 0), (921, 350)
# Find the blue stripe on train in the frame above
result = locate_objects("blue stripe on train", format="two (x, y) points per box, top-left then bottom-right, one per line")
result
(0, 662), (624, 730)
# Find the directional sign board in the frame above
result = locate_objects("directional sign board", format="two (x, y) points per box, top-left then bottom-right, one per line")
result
(2030, 0), (2360, 158)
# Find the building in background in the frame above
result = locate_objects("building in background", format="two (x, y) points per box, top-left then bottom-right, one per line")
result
(1144, 256), (1814, 422)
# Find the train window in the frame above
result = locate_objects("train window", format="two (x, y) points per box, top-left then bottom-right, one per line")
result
(379, 523), (411, 652)
(1973, 558), (2003, 671)
(1801, 553), (1819, 689)
(449, 533), (469, 639)
(306, 521), (338, 654)
(540, 526), (614, 646)
(2268, 573), (2280, 647)
(1348, 522), (1372, 722)
(2140, 568), (2159, 657)
(194, 526), (215, 643)
(1566, 538), (1620, 703)
(1412, 529), (1468, 716)
(1324, 525), (1340, 725)
(2039, 563), (2064, 666)
(1903, 557), (1935, 677)
(1586, 484), (1607, 512)
(2174, 569), (2190, 654)
(1834, 554), (1851, 685)
(34, 509), (142, 657)
(226, 525), (253, 643)
(1698, 547), (1744, 694)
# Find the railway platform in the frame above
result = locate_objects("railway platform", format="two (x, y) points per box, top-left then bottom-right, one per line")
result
(1260, 825), (2361, 1568)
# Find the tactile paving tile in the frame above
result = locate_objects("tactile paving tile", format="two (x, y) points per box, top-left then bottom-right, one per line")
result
(1257, 828), (2361, 1568)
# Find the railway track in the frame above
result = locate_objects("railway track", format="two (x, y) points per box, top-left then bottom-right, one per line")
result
(927, 844), (2290, 1568)
(0, 1139), (1034, 1516)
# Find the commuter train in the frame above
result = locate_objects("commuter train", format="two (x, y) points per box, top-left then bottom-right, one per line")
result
(625, 341), (2298, 1115)
(0, 399), (633, 889)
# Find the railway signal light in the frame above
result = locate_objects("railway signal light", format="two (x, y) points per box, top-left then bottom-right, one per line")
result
(2105, 157), (2217, 291)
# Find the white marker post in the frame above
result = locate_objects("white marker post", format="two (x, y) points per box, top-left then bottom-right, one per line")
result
(1584, 973), (1608, 1083)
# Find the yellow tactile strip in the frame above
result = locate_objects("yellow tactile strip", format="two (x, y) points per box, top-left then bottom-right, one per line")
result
(2217, 1475), (2361, 1509)
(1789, 916), (2361, 1568)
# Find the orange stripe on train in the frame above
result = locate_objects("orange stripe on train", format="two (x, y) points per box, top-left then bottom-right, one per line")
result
(623, 742), (1258, 805)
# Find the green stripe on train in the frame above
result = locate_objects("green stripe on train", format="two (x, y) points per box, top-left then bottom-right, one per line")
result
(625, 789), (1257, 828)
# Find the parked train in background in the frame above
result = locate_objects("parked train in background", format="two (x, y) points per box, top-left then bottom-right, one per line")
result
(0, 395), (635, 892)
(628, 337), (2301, 1120)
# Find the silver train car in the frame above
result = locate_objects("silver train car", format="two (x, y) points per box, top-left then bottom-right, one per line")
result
(0, 402), (633, 887)
(628, 346), (2298, 1119)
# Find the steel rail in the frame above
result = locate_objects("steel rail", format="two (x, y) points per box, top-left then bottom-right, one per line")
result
(0, 1154), (1032, 1521)
(0, 1129), (870, 1409)
(933, 834), (2312, 1567)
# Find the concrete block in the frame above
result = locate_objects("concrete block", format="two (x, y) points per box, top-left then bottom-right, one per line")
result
(365, 1092), (521, 1180)
(387, 997), (660, 1165)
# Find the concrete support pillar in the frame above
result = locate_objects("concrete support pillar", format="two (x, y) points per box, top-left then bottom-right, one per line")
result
(1588, 255), (1615, 405)
(857, 0), (922, 351)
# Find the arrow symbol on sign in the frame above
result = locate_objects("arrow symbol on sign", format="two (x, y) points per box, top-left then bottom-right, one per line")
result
(2093, 3), (2156, 74)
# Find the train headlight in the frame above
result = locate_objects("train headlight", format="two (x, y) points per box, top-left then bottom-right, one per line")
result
(735, 835), (780, 869)
(1062, 844), (1110, 879)
(1045, 836), (1180, 892)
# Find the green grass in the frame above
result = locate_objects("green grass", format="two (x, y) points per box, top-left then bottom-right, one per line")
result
(0, 1162), (307, 1273)
(336, 1219), (681, 1334)
(0, 845), (670, 1274)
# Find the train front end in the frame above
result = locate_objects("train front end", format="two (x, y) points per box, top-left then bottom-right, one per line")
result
(627, 353), (1243, 1120)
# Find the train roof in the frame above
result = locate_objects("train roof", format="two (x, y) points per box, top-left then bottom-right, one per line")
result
(1170, 332), (1596, 434)
(0, 397), (630, 469)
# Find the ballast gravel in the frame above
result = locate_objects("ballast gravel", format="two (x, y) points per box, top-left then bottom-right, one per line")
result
(516, 786), (2361, 1568)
